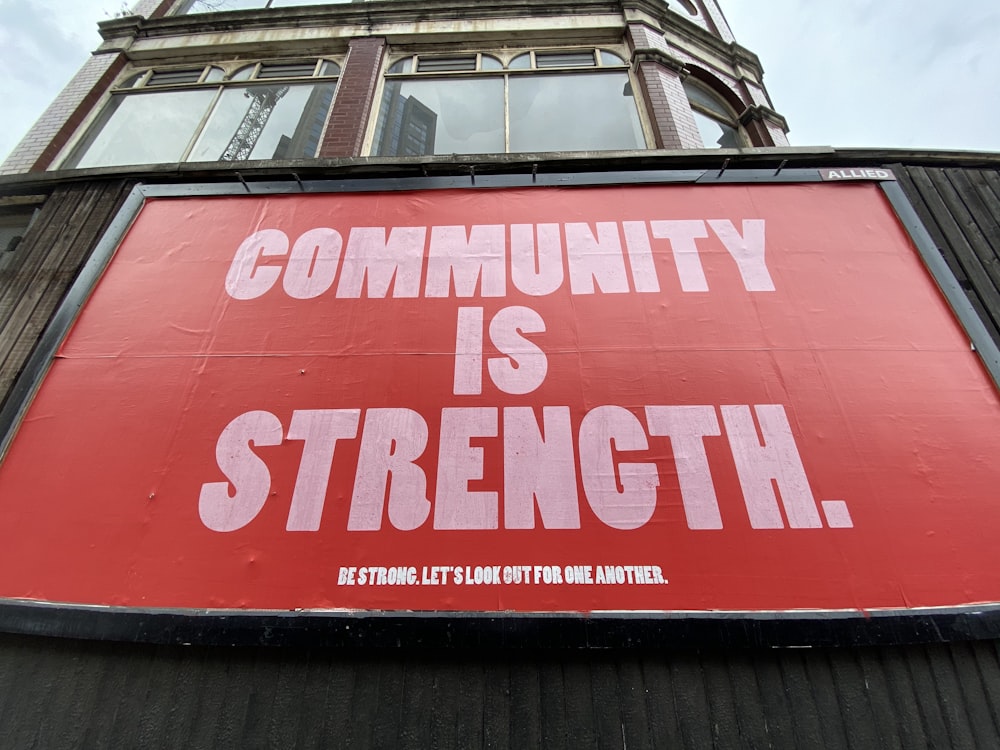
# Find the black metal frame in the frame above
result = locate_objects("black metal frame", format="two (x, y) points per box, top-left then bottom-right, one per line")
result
(1, 166), (997, 649)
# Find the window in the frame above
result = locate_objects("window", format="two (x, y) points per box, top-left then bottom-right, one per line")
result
(178, 0), (367, 13)
(669, 0), (700, 16)
(0, 207), (39, 274)
(372, 49), (646, 156)
(684, 79), (742, 149)
(63, 60), (340, 169)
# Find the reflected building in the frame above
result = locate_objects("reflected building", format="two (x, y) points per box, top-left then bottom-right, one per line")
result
(373, 83), (437, 156)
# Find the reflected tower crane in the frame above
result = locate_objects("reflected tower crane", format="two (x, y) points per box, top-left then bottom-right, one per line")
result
(219, 85), (289, 161)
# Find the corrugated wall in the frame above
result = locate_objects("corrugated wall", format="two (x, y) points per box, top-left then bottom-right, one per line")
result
(0, 633), (998, 748)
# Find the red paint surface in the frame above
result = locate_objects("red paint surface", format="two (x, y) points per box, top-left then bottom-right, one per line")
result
(0, 183), (998, 612)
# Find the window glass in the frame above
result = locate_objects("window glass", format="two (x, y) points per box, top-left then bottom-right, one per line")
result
(387, 58), (412, 74)
(180, 0), (359, 10)
(691, 110), (739, 148)
(230, 65), (256, 81)
(187, 83), (336, 161)
(181, 0), (266, 12)
(374, 78), (505, 156)
(599, 50), (625, 66)
(670, 0), (700, 15)
(685, 81), (731, 120)
(417, 57), (477, 73)
(534, 51), (595, 69)
(64, 58), (340, 168)
(374, 47), (646, 155)
(509, 72), (643, 152)
(0, 209), (37, 263)
(508, 53), (531, 70)
(683, 80), (741, 148)
(68, 90), (217, 168)
(481, 55), (503, 71)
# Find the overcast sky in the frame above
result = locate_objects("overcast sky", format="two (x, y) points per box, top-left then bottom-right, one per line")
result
(1, 0), (999, 164)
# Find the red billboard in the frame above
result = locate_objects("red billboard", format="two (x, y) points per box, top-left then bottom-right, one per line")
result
(0, 182), (998, 614)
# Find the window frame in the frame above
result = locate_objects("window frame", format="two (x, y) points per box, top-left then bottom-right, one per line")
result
(60, 58), (342, 169)
(367, 46), (650, 156)
(683, 78), (746, 149)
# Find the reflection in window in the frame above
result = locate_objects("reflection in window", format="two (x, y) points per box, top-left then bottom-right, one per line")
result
(509, 73), (644, 152)
(374, 78), (504, 156)
(0, 208), (39, 267)
(373, 50), (645, 156)
(684, 80), (741, 149)
(63, 60), (339, 168)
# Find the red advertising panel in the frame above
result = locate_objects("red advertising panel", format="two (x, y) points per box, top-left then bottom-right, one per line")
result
(0, 182), (998, 614)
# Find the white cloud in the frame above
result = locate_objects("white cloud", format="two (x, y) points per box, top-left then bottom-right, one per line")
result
(723, 0), (1000, 150)
(0, 0), (117, 161)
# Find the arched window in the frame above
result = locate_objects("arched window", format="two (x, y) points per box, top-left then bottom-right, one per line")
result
(683, 79), (742, 148)
(669, 0), (700, 17)
(63, 59), (340, 168)
(371, 49), (646, 156)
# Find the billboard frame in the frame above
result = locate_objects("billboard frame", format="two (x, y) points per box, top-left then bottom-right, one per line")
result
(0, 166), (998, 649)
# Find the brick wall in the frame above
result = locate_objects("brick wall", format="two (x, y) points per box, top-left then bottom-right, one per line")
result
(319, 37), (386, 158)
(698, 0), (735, 43)
(632, 22), (789, 149)
(636, 63), (702, 149)
(131, 0), (174, 17)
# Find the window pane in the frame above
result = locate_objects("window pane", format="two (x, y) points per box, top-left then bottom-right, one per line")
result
(181, 0), (267, 12)
(481, 55), (503, 71)
(417, 57), (477, 73)
(684, 81), (731, 120)
(508, 53), (531, 70)
(68, 90), (216, 168)
(387, 57), (413, 74)
(147, 69), (205, 86)
(509, 72), (644, 153)
(691, 110), (740, 148)
(373, 78), (504, 156)
(535, 51), (595, 68)
(257, 61), (318, 79)
(599, 50), (625, 67)
(187, 83), (336, 161)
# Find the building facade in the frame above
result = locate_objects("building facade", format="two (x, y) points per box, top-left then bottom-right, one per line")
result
(1, 1), (1000, 748)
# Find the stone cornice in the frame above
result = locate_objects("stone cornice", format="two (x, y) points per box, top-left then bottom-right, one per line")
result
(739, 104), (790, 133)
(99, 0), (626, 43)
(630, 46), (689, 76)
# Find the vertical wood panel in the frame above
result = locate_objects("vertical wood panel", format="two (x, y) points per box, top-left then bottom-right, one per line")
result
(0, 180), (134, 411)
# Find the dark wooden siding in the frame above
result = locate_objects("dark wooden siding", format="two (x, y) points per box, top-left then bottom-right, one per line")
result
(0, 170), (998, 748)
(0, 180), (134, 413)
(894, 164), (1000, 347)
(0, 633), (997, 749)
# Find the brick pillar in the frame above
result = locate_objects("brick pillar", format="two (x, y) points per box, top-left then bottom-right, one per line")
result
(319, 37), (386, 158)
(628, 24), (701, 150)
(1, 53), (127, 175)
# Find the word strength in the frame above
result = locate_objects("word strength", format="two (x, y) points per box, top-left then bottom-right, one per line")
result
(199, 404), (852, 534)
(337, 565), (669, 587)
